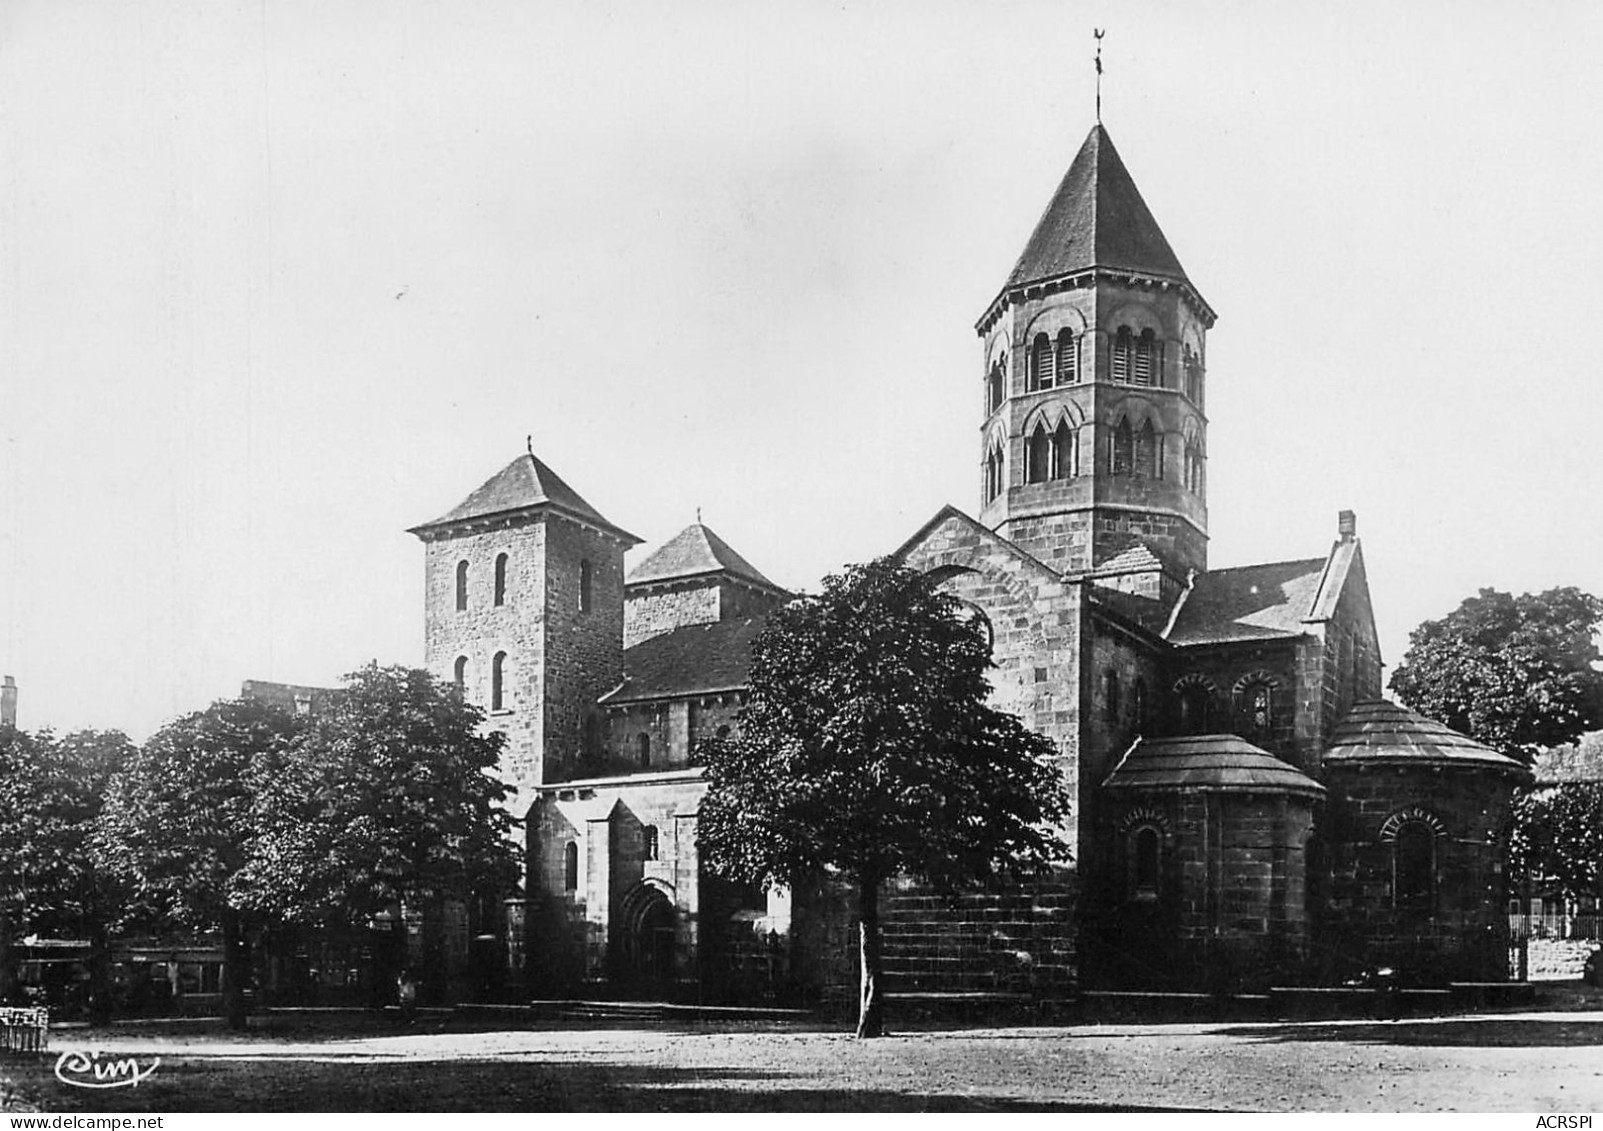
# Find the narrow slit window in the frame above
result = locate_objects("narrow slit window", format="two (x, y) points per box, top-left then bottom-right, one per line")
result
(491, 651), (507, 711)
(453, 655), (468, 691)
(494, 553), (509, 606)
(455, 560), (469, 611)
(564, 841), (579, 892)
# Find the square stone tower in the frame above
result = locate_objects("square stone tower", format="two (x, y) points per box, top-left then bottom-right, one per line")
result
(409, 451), (640, 813)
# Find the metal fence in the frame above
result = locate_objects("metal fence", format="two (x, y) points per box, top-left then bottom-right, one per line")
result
(1508, 913), (1602, 940)
(0, 1006), (49, 1054)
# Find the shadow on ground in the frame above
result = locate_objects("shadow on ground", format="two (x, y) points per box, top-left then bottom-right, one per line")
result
(2, 1057), (1209, 1113)
(1219, 1018), (1603, 1048)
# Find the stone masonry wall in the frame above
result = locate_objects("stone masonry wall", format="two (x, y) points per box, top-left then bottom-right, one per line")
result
(1319, 765), (1520, 983)
(1089, 790), (1316, 990)
(624, 582), (720, 648)
(540, 518), (629, 786)
(422, 516), (549, 810)
(1165, 639), (1302, 763)
(526, 775), (707, 994)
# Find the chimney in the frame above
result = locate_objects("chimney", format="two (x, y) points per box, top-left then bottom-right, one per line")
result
(1, 676), (16, 728)
(1337, 510), (1357, 542)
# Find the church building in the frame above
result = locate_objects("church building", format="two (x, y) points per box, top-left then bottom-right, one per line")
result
(410, 120), (1528, 1002)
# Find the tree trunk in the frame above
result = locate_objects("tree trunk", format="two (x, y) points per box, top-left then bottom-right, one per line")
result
(87, 919), (113, 1026)
(0, 905), (15, 1003)
(221, 907), (249, 1031)
(855, 879), (885, 1038)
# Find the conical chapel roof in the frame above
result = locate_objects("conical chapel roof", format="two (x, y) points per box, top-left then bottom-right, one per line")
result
(997, 124), (1202, 305)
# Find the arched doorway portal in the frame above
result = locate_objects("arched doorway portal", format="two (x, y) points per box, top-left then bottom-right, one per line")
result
(618, 882), (676, 988)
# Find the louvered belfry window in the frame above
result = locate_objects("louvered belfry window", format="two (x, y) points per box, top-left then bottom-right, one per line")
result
(1133, 330), (1156, 386)
(987, 361), (1005, 414)
(1112, 327), (1132, 383)
(1057, 330), (1078, 385)
(1030, 334), (1053, 391)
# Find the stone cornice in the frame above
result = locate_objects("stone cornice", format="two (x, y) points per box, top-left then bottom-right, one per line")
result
(975, 267), (1217, 338)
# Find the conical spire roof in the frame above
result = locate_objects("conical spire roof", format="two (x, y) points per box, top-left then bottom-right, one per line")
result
(627, 522), (783, 591)
(1002, 124), (1192, 295)
(409, 452), (639, 543)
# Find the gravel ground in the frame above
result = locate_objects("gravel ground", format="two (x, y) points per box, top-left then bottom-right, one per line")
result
(5, 989), (1603, 1113)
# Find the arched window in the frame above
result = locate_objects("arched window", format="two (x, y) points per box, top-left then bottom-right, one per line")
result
(1052, 420), (1075, 479)
(642, 824), (660, 862)
(1184, 438), (1204, 494)
(1056, 329), (1078, 385)
(453, 655), (468, 691)
(636, 732), (651, 769)
(986, 358), (1005, 414)
(1178, 684), (1212, 731)
(579, 560), (593, 613)
(1237, 680), (1273, 734)
(1029, 333), (1053, 391)
(1105, 671), (1121, 721)
(1135, 420), (1159, 479)
(563, 841), (579, 892)
(1026, 422), (1051, 484)
(1110, 418), (1133, 476)
(455, 560), (469, 611)
(1133, 329), (1159, 386)
(1130, 825), (1161, 898)
(491, 651), (507, 711)
(1393, 822), (1436, 911)
(715, 724), (731, 740)
(1112, 327), (1133, 383)
(1184, 347), (1204, 404)
(984, 440), (1005, 503)
(494, 553), (509, 606)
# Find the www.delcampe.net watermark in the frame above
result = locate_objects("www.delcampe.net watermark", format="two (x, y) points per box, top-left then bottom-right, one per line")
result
(53, 1049), (161, 1090)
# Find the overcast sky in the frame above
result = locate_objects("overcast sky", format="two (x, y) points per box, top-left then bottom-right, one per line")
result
(3, 1), (1601, 740)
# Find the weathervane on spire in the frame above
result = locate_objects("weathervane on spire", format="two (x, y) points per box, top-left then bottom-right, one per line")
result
(526, 434), (534, 459)
(1094, 28), (1105, 124)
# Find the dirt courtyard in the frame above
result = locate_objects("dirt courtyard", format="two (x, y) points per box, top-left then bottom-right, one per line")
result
(5, 990), (1603, 1113)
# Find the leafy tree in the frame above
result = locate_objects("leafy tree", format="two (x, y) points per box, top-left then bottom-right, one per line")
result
(101, 699), (303, 1029)
(240, 664), (519, 1001)
(1389, 587), (1603, 763)
(696, 559), (1070, 1037)
(0, 727), (134, 1013)
(1509, 782), (1603, 907)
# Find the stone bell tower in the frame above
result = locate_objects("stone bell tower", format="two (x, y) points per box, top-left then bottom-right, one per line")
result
(976, 125), (1215, 602)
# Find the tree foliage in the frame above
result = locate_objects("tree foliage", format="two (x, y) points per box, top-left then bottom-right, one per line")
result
(696, 558), (1070, 1036)
(0, 727), (135, 1006)
(100, 699), (303, 1026)
(1510, 783), (1603, 904)
(1389, 586), (1603, 763)
(241, 664), (519, 928)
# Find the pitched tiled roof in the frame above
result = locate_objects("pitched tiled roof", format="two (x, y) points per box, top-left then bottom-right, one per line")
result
(1003, 125), (1193, 295)
(1323, 701), (1528, 774)
(1166, 557), (1327, 646)
(600, 616), (766, 706)
(627, 523), (783, 591)
(1103, 735), (1324, 798)
(1534, 735), (1603, 784)
(409, 453), (639, 543)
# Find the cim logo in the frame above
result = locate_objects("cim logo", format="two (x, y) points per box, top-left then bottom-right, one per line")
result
(54, 1049), (161, 1090)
